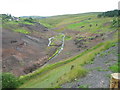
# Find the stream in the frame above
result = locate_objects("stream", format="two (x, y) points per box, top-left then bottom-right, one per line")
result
(25, 33), (65, 66)
(47, 33), (65, 61)
(48, 37), (54, 46)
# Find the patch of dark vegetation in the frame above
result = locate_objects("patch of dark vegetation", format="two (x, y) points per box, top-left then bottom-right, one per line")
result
(74, 37), (87, 49)
(80, 26), (85, 28)
(97, 9), (120, 17)
(23, 17), (35, 23)
(10, 40), (17, 43)
(1, 73), (22, 89)
(74, 33), (104, 49)
(89, 24), (92, 27)
(71, 65), (74, 70)
(2, 14), (19, 22)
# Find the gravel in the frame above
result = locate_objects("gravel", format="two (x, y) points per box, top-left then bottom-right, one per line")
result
(61, 46), (118, 88)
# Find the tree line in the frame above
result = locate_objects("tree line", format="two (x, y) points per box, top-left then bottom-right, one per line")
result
(97, 9), (120, 17)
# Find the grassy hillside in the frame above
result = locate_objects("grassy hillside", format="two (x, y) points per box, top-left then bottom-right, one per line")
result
(19, 38), (117, 88)
(18, 11), (118, 88)
(39, 12), (116, 42)
(2, 11), (118, 88)
(39, 13), (101, 28)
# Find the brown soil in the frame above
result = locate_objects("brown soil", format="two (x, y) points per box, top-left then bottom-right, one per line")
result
(2, 23), (56, 76)
(47, 29), (117, 64)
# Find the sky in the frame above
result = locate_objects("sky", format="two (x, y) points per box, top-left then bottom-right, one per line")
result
(0, 0), (119, 17)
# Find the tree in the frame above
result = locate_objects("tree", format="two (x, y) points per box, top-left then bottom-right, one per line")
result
(97, 14), (102, 18)
(97, 10), (120, 18)
(112, 17), (120, 27)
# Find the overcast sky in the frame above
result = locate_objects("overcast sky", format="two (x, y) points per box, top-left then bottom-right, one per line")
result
(0, 0), (119, 17)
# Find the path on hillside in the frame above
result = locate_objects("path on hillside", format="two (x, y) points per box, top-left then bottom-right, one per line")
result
(62, 46), (118, 88)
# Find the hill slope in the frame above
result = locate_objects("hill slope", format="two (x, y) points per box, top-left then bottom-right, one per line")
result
(17, 11), (118, 88)
(2, 15), (58, 76)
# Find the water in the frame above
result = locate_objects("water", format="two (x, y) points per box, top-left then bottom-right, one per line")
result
(48, 37), (54, 46)
(47, 33), (65, 60)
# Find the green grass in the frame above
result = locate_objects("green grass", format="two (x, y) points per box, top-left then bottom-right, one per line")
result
(4, 20), (34, 25)
(78, 84), (89, 88)
(109, 63), (119, 72)
(38, 12), (114, 35)
(39, 22), (53, 28)
(39, 13), (99, 28)
(49, 33), (64, 46)
(2, 19), (35, 34)
(67, 21), (87, 29)
(18, 38), (117, 88)
(13, 29), (31, 34)
(65, 52), (71, 55)
(65, 36), (72, 40)
(57, 66), (87, 85)
(20, 21), (34, 25)
(48, 49), (59, 60)
(65, 17), (113, 33)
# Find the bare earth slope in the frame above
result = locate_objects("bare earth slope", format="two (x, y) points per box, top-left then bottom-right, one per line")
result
(2, 22), (56, 76)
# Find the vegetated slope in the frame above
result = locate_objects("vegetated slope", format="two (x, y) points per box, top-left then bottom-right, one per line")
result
(19, 37), (117, 88)
(19, 10), (118, 88)
(2, 14), (58, 76)
(39, 11), (118, 64)
(62, 46), (118, 88)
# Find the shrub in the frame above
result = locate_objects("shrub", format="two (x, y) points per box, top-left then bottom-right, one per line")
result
(2, 73), (20, 89)
(23, 17), (34, 23)
(13, 29), (31, 34)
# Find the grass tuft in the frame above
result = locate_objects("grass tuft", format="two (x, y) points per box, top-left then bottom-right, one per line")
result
(13, 29), (31, 34)
(57, 66), (87, 85)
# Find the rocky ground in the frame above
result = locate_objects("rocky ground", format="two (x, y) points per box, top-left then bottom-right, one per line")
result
(61, 46), (118, 88)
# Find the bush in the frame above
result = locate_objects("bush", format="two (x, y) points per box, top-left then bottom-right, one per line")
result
(23, 17), (34, 23)
(2, 73), (20, 89)
(109, 63), (119, 72)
